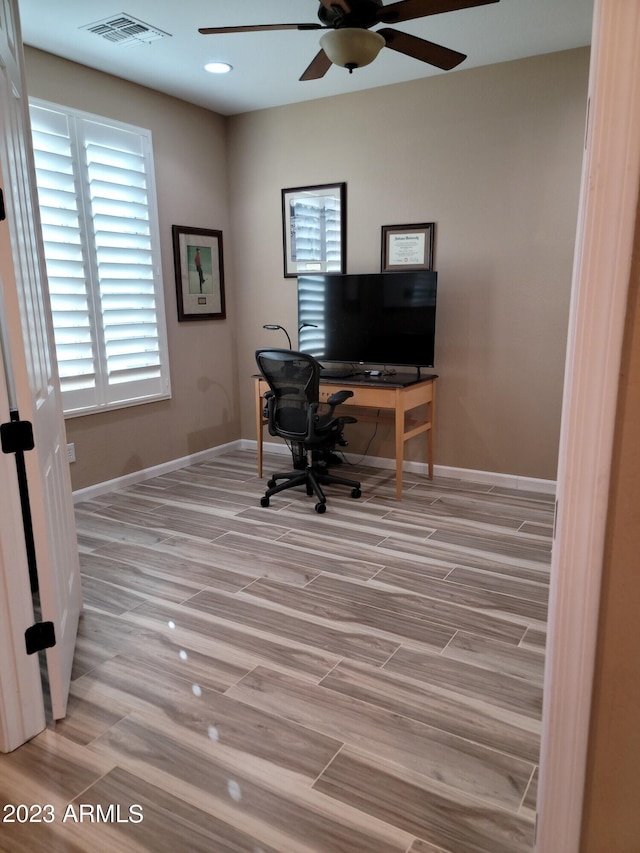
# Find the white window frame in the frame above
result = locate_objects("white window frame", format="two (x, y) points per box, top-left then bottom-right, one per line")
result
(29, 98), (171, 417)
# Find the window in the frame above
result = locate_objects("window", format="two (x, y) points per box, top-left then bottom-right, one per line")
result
(29, 99), (171, 416)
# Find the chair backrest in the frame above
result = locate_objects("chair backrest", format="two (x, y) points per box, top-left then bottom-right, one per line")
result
(255, 349), (320, 441)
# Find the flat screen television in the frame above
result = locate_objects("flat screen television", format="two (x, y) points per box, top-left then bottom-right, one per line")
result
(297, 271), (437, 370)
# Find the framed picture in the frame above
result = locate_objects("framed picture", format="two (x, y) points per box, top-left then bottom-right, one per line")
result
(172, 225), (226, 321)
(282, 182), (346, 278)
(381, 222), (435, 272)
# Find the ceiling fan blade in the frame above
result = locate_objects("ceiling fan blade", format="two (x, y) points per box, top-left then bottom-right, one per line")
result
(377, 0), (498, 25)
(300, 49), (333, 81)
(378, 28), (466, 70)
(199, 23), (323, 35)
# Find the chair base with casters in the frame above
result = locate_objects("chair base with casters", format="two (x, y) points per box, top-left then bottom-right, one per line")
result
(260, 449), (361, 514)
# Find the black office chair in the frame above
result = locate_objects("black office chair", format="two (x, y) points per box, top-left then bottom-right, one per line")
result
(255, 348), (362, 513)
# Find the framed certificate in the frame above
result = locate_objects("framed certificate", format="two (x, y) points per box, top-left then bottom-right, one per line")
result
(381, 222), (435, 272)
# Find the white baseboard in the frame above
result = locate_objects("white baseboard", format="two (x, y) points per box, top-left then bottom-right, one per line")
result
(240, 439), (556, 495)
(432, 463), (556, 495)
(73, 438), (556, 502)
(72, 440), (244, 503)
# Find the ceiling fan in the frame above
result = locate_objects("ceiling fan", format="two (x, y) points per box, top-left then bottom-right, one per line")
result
(199, 0), (499, 81)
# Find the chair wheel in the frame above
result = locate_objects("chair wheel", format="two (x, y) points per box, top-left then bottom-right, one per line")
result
(351, 488), (362, 499)
(315, 502), (326, 514)
(267, 478), (276, 488)
(260, 496), (270, 507)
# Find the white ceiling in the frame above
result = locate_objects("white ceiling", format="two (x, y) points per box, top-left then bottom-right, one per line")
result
(18, 0), (594, 116)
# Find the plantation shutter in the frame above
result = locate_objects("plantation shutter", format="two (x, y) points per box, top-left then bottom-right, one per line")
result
(29, 100), (170, 415)
(298, 275), (328, 358)
(292, 193), (341, 356)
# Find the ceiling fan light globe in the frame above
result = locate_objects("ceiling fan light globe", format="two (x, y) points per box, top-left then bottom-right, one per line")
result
(320, 28), (385, 70)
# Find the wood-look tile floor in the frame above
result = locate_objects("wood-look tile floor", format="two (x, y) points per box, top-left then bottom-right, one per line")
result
(0, 449), (552, 853)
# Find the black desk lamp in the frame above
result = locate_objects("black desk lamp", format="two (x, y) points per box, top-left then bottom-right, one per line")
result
(263, 323), (317, 350)
(263, 324), (292, 349)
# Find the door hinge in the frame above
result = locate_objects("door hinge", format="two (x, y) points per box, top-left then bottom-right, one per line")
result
(1, 418), (35, 454)
(2, 414), (39, 592)
(25, 621), (56, 655)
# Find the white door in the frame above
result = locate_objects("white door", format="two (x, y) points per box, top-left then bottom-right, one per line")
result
(0, 0), (81, 729)
(0, 296), (46, 751)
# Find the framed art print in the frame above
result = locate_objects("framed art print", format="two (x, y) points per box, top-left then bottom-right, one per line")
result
(172, 225), (226, 320)
(282, 182), (346, 277)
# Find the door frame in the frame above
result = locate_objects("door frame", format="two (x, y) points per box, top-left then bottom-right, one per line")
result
(537, 0), (640, 849)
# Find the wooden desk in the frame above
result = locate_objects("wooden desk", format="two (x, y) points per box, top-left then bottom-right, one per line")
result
(254, 373), (437, 500)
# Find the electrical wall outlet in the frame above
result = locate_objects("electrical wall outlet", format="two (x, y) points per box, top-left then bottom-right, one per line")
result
(67, 442), (76, 463)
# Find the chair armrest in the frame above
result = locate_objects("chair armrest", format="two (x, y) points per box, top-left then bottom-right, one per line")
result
(326, 389), (353, 407)
(262, 390), (275, 425)
(313, 389), (353, 436)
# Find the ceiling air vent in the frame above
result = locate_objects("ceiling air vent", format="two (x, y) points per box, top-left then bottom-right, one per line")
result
(81, 14), (170, 46)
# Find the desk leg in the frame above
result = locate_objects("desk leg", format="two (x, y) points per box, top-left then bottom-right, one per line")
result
(395, 393), (404, 501)
(255, 384), (263, 478)
(428, 382), (435, 480)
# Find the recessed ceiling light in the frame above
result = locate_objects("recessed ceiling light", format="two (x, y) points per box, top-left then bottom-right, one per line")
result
(205, 61), (232, 74)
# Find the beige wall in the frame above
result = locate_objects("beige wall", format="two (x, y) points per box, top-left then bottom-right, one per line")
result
(23, 48), (240, 490)
(580, 192), (640, 852)
(229, 48), (589, 480)
(19, 38), (640, 847)
(23, 46), (589, 488)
